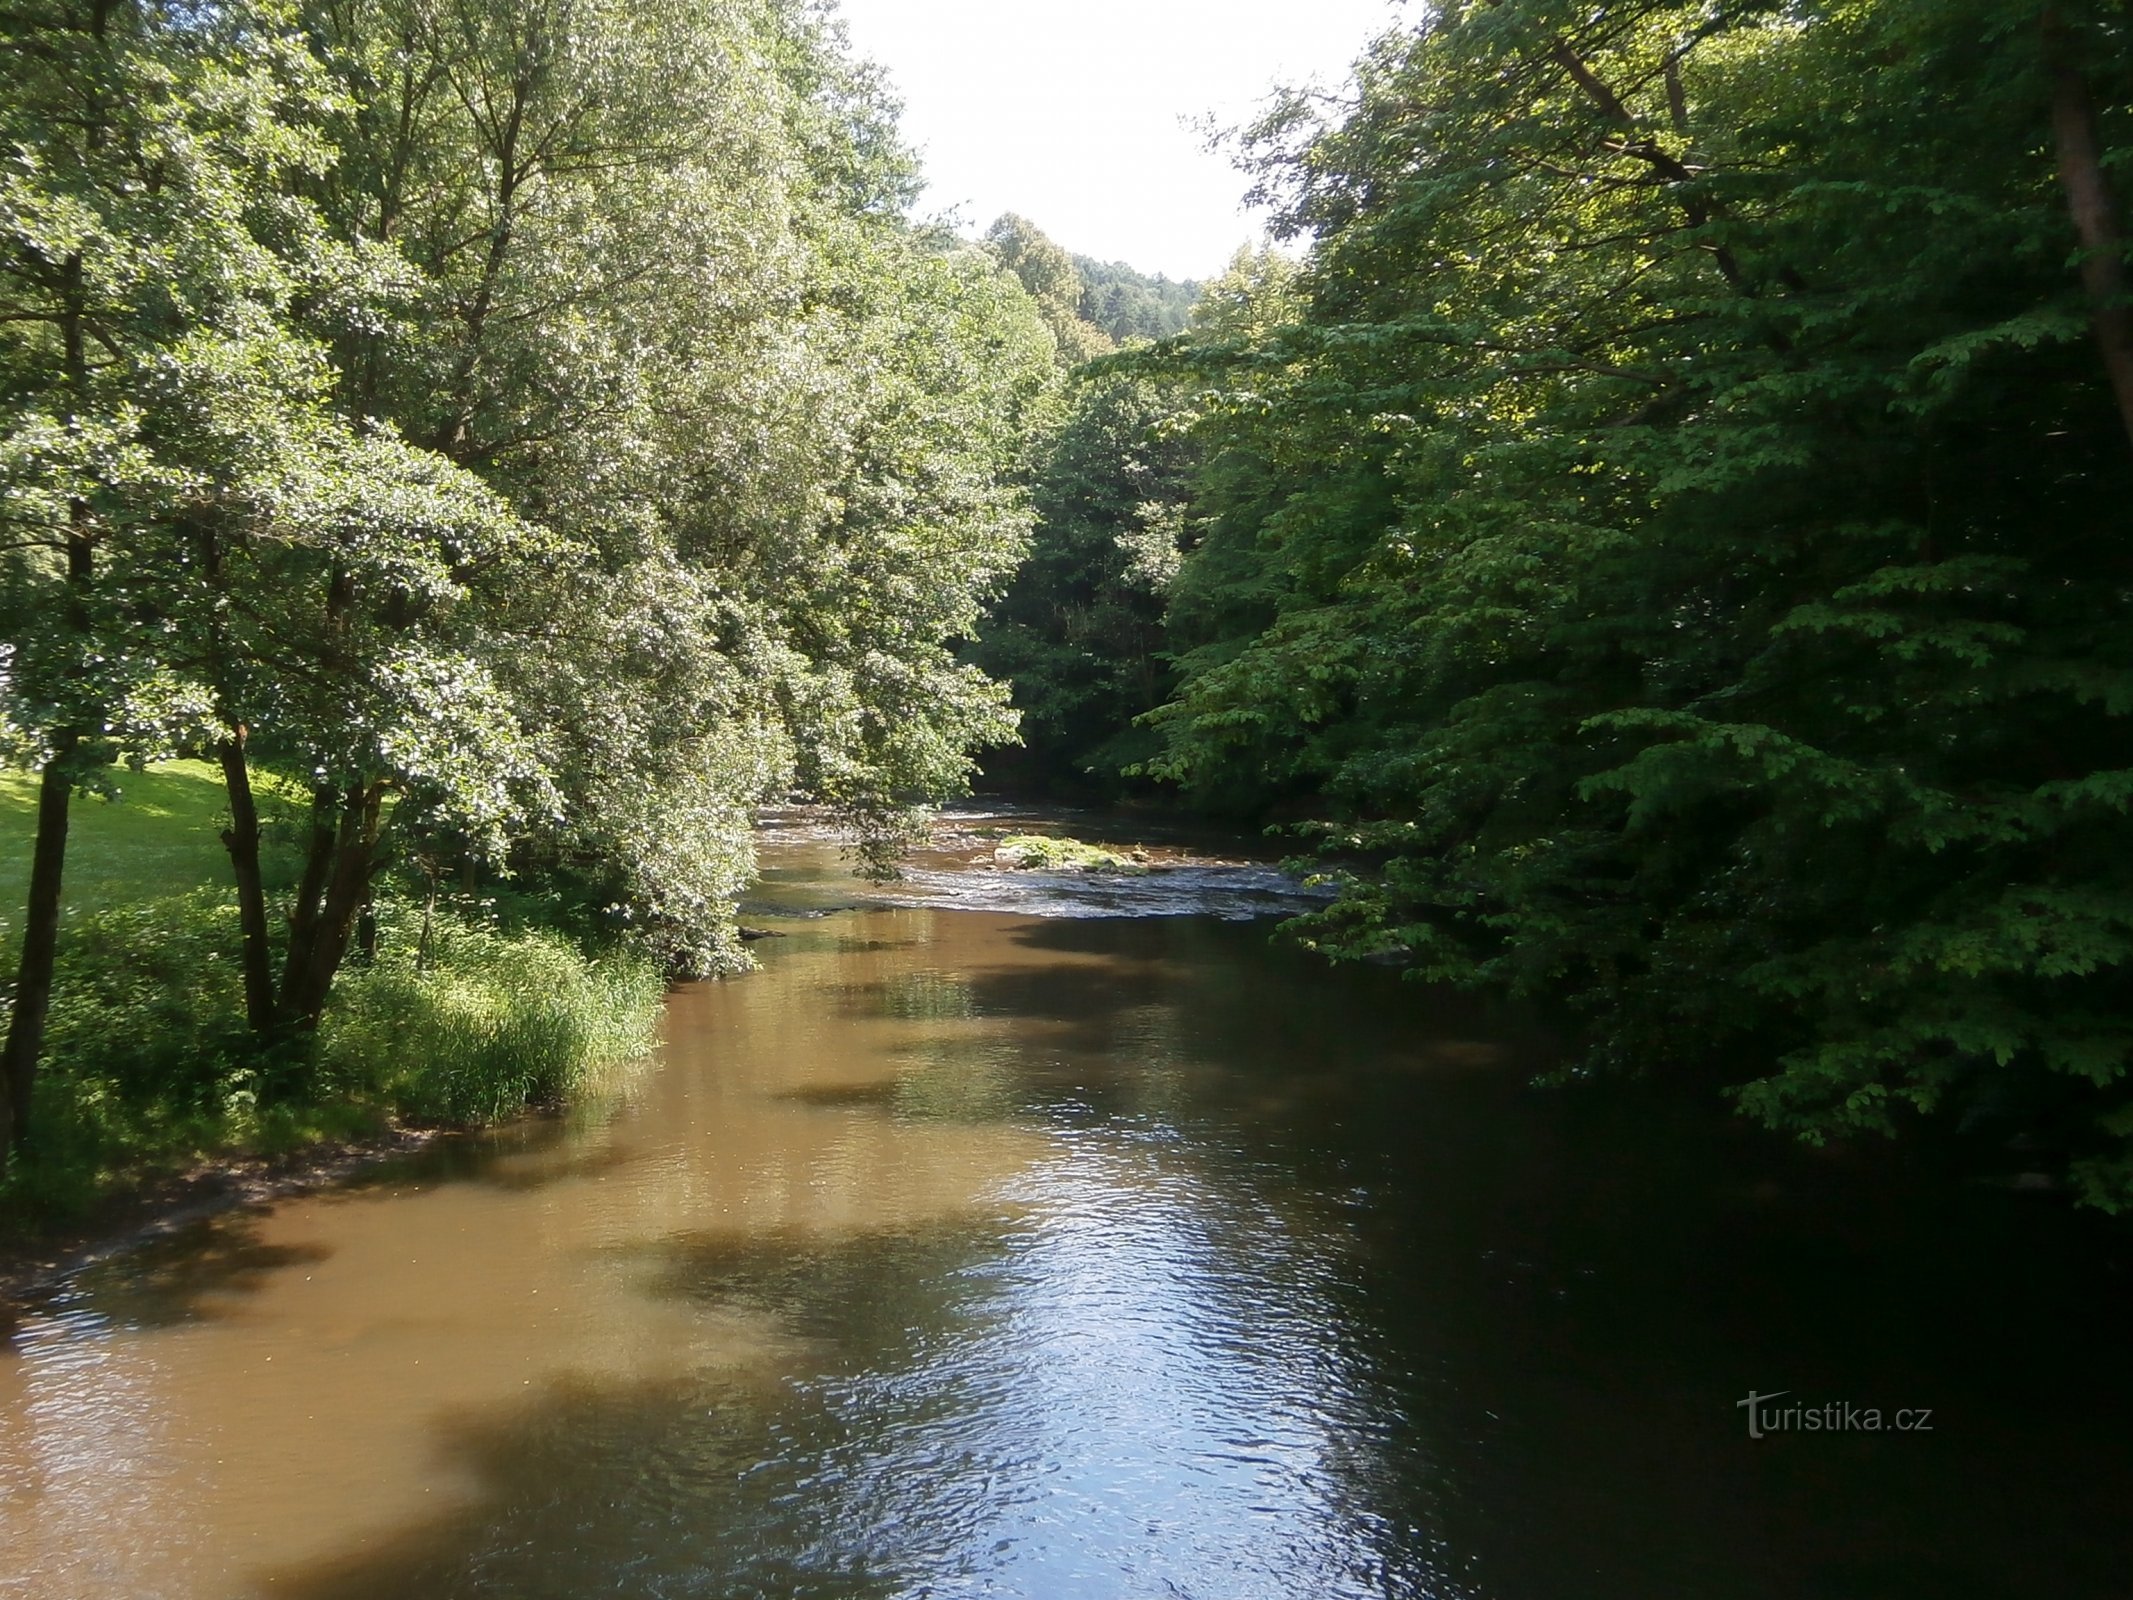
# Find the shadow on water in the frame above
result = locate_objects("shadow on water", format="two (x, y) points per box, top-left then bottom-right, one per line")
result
(299, 1106), (651, 1207)
(34, 1214), (334, 1331)
(774, 1079), (909, 1111)
(832, 960), (1172, 1038)
(826, 935), (926, 955)
(258, 1222), (1016, 1600)
(1260, 1053), (2133, 1599)
(623, 1221), (1007, 1356)
(253, 1370), (910, 1600)
(6, 1119), (640, 1347)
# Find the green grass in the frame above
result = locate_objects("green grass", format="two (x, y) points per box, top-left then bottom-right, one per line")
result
(0, 760), (664, 1224)
(325, 911), (664, 1124)
(0, 761), (270, 940)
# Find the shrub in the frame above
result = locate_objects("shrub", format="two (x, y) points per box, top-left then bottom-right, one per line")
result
(321, 906), (664, 1125)
(991, 833), (1145, 872)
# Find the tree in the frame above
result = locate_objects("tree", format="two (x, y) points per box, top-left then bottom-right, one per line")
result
(1074, 255), (1201, 343)
(974, 369), (1196, 790)
(1139, 0), (2133, 1202)
(272, 0), (1056, 954)
(0, 0), (340, 1163)
(985, 213), (1113, 366)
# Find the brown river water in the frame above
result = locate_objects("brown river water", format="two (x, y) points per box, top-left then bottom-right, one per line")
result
(2, 810), (2130, 1599)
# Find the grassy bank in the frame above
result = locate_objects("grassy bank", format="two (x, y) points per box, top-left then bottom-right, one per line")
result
(0, 763), (664, 1223)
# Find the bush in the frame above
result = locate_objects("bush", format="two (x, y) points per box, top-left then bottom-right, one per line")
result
(992, 833), (1145, 872)
(18, 892), (271, 1214)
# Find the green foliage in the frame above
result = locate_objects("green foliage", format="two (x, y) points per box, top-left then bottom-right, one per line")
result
(984, 213), (1114, 364)
(974, 369), (1195, 791)
(281, 0), (1062, 967)
(3, 0), (1059, 1079)
(31, 894), (263, 1184)
(0, 0), (341, 779)
(1073, 256), (1201, 343)
(322, 909), (662, 1126)
(0, 759), (663, 1218)
(1130, 0), (2133, 1201)
(1, 0), (1060, 1184)
(2, 886), (661, 1219)
(992, 834), (1142, 873)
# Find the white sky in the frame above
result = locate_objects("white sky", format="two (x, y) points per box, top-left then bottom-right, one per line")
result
(835, 0), (1407, 282)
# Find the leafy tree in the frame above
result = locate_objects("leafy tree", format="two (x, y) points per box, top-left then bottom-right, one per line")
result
(0, 0), (341, 1163)
(1139, 0), (2133, 1202)
(258, 0), (1057, 965)
(984, 212), (1112, 365)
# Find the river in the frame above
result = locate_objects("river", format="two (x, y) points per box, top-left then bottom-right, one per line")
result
(2, 811), (2129, 1598)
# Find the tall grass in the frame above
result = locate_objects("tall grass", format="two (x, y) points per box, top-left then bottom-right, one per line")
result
(323, 908), (664, 1124)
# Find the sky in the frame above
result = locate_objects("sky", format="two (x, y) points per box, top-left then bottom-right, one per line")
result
(835, 0), (1407, 283)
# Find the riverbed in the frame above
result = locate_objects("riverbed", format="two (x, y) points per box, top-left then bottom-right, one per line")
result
(2, 812), (2129, 1598)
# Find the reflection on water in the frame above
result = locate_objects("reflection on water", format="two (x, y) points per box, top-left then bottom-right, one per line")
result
(2, 889), (2131, 1598)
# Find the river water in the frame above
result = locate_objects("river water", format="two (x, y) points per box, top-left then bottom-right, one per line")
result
(2, 813), (2130, 1599)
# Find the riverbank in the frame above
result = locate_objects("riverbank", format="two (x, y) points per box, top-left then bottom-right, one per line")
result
(0, 762), (664, 1234)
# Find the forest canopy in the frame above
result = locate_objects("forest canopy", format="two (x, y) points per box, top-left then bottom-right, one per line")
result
(1074, 256), (1201, 343)
(997, 0), (2133, 1206)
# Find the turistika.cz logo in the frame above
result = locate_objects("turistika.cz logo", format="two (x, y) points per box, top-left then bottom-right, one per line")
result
(1736, 1391), (1935, 1440)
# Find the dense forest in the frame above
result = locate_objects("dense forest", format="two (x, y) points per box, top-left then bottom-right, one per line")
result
(1073, 256), (1200, 343)
(998, 0), (2133, 1207)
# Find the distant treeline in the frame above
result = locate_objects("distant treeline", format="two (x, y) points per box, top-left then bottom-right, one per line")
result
(981, 216), (1203, 354)
(1073, 258), (1201, 343)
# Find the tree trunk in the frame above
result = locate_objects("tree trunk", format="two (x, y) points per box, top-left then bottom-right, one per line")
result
(417, 868), (437, 975)
(2045, 9), (2133, 453)
(1, 232), (97, 1173)
(279, 782), (341, 1023)
(280, 784), (383, 1032)
(217, 732), (278, 1034)
(0, 740), (78, 1170)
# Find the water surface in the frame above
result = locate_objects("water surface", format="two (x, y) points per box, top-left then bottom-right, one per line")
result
(2, 823), (2129, 1598)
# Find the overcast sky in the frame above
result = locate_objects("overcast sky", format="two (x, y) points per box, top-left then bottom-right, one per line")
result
(835, 0), (1406, 282)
